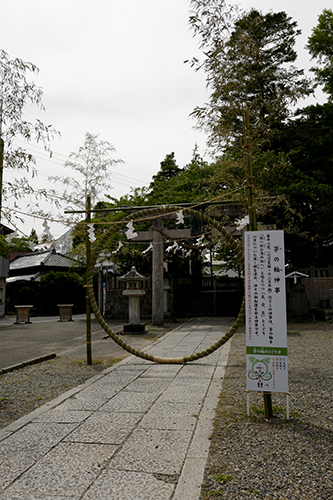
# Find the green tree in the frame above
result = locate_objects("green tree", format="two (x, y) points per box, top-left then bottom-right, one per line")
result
(148, 152), (181, 200)
(0, 234), (30, 258)
(189, 3), (313, 152)
(260, 102), (333, 266)
(307, 9), (333, 98)
(28, 228), (39, 245)
(39, 271), (85, 314)
(147, 147), (229, 206)
(0, 49), (58, 224)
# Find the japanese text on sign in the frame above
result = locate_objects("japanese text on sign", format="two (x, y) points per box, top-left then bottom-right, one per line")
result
(245, 231), (288, 393)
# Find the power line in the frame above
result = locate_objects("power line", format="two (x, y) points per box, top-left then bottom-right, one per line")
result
(2, 205), (72, 225)
(11, 138), (150, 187)
(30, 157), (144, 189)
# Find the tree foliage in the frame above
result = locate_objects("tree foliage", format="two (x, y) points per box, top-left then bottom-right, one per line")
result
(260, 102), (333, 265)
(185, 3), (333, 267)
(188, 2), (313, 152)
(38, 271), (85, 314)
(0, 235), (31, 258)
(28, 228), (39, 245)
(307, 9), (333, 98)
(83, 146), (250, 277)
(0, 49), (58, 222)
(148, 149), (213, 205)
(149, 152), (180, 187)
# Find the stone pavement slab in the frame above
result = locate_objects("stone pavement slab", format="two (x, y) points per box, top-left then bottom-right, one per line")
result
(0, 317), (233, 500)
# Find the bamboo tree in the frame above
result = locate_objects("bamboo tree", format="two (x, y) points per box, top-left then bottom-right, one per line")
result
(49, 133), (123, 223)
(0, 49), (58, 226)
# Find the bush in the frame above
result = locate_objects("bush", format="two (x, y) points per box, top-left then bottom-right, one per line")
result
(18, 285), (38, 305)
(38, 271), (85, 314)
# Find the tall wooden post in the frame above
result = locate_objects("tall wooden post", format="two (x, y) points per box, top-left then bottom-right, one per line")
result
(244, 110), (273, 419)
(86, 195), (92, 365)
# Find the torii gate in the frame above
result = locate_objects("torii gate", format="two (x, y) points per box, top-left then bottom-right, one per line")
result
(129, 217), (191, 326)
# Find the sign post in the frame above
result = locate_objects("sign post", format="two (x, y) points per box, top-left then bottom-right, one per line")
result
(244, 230), (289, 416)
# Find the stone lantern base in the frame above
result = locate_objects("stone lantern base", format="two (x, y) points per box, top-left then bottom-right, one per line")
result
(123, 323), (146, 334)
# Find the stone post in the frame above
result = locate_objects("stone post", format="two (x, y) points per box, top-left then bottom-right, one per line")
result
(152, 219), (164, 326)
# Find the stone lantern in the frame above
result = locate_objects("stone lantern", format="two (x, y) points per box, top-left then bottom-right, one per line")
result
(118, 266), (149, 333)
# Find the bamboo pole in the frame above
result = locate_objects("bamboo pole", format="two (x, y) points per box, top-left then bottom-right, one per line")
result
(86, 195), (92, 365)
(0, 138), (4, 225)
(244, 110), (273, 419)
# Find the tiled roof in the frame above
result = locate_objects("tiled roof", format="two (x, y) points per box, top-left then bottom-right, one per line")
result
(43, 252), (77, 268)
(10, 250), (78, 271)
(6, 274), (38, 283)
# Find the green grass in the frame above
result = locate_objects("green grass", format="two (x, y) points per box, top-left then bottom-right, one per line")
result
(250, 403), (287, 416)
(248, 488), (259, 495)
(201, 489), (224, 498)
(214, 474), (232, 483)
(65, 358), (122, 368)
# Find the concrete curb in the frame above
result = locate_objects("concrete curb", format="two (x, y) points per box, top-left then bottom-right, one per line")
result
(173, 340), (232, 500)
(0, 353), (57, 375)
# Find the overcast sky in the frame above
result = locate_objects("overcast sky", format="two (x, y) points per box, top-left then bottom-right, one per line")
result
(1, 0), (329, 239)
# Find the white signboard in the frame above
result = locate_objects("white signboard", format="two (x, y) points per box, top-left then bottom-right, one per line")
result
(245, 231), (288, 393)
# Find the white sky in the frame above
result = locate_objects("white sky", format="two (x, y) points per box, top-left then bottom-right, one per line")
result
(0, 0), (329, 239)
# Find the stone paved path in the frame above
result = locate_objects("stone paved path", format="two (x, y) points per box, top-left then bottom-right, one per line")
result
(0, 317), (233, 500)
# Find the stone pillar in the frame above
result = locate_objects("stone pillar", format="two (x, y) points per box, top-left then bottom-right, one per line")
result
(152, 219), (164, 326)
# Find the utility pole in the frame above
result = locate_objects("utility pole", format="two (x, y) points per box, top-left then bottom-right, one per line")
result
(86, 195), (92, 365)
(244, 110), (273, 419)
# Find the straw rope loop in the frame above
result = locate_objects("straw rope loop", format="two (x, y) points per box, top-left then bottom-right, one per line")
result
(86, 206), (245, 364)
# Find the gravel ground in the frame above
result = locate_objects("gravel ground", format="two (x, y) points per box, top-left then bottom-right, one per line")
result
(200, 321), (333, 500)
(0, 357), (120, 429)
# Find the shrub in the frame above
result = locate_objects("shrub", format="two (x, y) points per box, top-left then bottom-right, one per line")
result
(38, 271), (85, 314)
